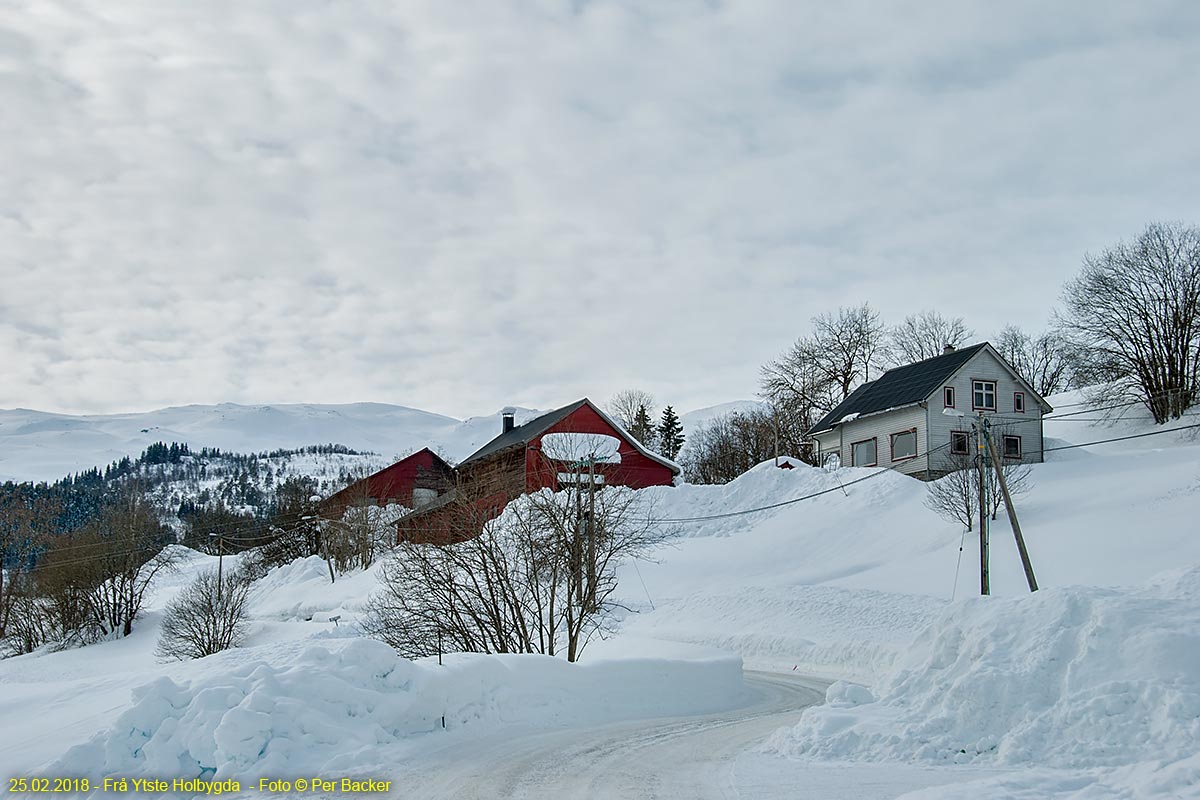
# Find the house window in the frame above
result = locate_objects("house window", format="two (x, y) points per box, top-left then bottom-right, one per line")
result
(851, 437), (877, 467)
(1014, 392), (1025, 413)
(944, 386), (955, 408)
(972, 380), (997, 410)
(951, 431), (970, 455)
(1003, 435), (1022, 459)
(890, 429), (918, 461)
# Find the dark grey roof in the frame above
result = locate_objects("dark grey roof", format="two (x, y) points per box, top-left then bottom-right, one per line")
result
(458, 400), (590, 466)
(807, 343), (989, 436)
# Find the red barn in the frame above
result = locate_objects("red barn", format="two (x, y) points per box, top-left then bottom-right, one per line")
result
(395, 398), (679, 543)
(322, 447), (454, 517)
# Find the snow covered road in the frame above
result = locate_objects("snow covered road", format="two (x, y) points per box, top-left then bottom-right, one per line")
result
(394, 671), (829, 799)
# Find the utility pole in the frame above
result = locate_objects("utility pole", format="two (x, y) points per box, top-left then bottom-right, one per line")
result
(985, 431), (1039, 592)
(209, 533), (224, 596)
(586, 458), (597, 612)
(773, 406), (780, 468)
(574, 464), (584, 607)
(976, 414), (990, 596)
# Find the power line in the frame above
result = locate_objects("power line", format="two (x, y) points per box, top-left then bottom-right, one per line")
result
(647, 421), (1200, 525)
(651, 442), (954, 523)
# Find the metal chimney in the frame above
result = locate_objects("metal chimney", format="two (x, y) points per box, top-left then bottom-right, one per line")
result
(501, 407), (516, 434)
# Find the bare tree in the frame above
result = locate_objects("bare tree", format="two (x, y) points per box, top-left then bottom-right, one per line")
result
(607, 389), (656, 430)
(761, 303), (886, 431)
(995, 325), (1072, 397)
(23, 485), (179, 646)
(926, 436), (1032, 529)
(606, 389), (658, 449)
(682, 406), (812, 484)
(320, 477), (406, 573)
(156, 567), (252, 661)
(364, 443), (670, 662)
(0, 487), (57, 638)
(1059, 221), (1200, 423)
(884, 311), (973, 366)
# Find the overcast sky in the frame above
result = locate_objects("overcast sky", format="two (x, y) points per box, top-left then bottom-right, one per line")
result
(2, 1), (1198, 419)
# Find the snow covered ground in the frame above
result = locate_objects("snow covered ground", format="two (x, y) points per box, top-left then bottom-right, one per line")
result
(1, 391), (1198, 797)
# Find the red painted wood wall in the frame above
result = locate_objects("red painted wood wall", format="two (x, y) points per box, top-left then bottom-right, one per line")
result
(525, 403), (677, 493)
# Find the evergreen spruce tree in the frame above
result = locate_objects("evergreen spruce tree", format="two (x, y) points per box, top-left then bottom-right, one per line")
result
(629, 404), (657, 450)
(657, 406), (685, 460)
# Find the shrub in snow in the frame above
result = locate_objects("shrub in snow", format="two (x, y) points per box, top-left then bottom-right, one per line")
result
(364, 486), (671, 662)
(156, 568), (251, 661)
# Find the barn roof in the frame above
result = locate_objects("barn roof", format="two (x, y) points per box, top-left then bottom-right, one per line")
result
(459, 398), (681, 474)
(807, 343), (989, 436)
(458, 400), (590, 466)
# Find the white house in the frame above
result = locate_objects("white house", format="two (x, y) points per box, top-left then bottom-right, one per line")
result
(806, 342), (1052, 480)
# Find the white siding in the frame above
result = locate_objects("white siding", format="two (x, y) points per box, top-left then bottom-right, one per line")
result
(823, 405), (930, 477)
(926, 349), (1045, 476)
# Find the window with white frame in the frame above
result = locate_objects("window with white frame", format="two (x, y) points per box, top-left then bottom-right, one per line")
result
(1014, 391), (1025, 413)
(891, 429), (917, 460)
(973, 380), (997, 410)
(951, 431), (970, 455)
(944, 386), (955, 408)
(1003, 435), (1022, 458)
(851, 437), (877, 467)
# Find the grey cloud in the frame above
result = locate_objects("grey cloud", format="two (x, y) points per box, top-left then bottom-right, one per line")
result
(0, 1), (1198, 418)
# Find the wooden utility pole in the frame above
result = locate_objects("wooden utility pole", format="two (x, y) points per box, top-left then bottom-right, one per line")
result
(574, 464), (584, 607)
(210, 533), (224, 596)
(586, 458), (597, 612)
(985, 431), (1039, 592)
(976, 415), (990, 596)
(773, 407), (780, 467)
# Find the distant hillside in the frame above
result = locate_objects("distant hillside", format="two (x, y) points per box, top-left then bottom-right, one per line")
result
(0, 399), (753, 484)
(0, 402), (540, 483)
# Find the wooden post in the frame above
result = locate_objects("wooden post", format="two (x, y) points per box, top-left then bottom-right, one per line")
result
(587, 458), (597, 611)
(977, 415), (990, 596)
(985, 432), (1039, 592)
(773, 407), (780, 468)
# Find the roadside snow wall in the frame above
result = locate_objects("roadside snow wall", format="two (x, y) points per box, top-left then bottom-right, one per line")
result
(768, 567), (1200, 771)
(50, 639), (744, 783)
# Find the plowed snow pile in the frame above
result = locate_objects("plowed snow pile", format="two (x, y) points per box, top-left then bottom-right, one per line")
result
(52, 639), (744, 782)
(768, 567), (1200, 796)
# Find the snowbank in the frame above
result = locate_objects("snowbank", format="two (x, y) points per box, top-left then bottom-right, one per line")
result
(768, 567), (1200, 790)
(619, 584), (942, 682)
(50, 638), (745, 783)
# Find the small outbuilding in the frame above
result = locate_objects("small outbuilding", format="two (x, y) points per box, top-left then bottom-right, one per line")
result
(322, 447), (454, 517)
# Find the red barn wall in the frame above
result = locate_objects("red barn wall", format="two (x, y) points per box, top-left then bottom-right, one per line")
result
(525, 404), (677, 493)
(326, 449), (450, 515)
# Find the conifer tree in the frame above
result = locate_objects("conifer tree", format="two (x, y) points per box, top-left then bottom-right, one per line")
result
(629, 404), (657, 450)
(657, 406), (684, 460)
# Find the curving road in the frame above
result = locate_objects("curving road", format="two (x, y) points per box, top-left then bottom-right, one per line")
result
(395, 671), (831, 800)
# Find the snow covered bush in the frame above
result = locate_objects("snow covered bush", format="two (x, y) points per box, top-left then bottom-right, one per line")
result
(156, 567), (251, 661)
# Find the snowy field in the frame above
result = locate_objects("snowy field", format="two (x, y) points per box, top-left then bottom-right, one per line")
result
(1, 392), (1198, 797)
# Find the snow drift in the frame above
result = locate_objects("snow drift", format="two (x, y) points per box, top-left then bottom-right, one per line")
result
(768, 567), (1200, 773)
(50, 638), (745, 783)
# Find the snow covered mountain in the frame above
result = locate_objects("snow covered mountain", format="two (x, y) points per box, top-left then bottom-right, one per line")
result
(0, 399), (750, 484)
(0, 402), (539, 483)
